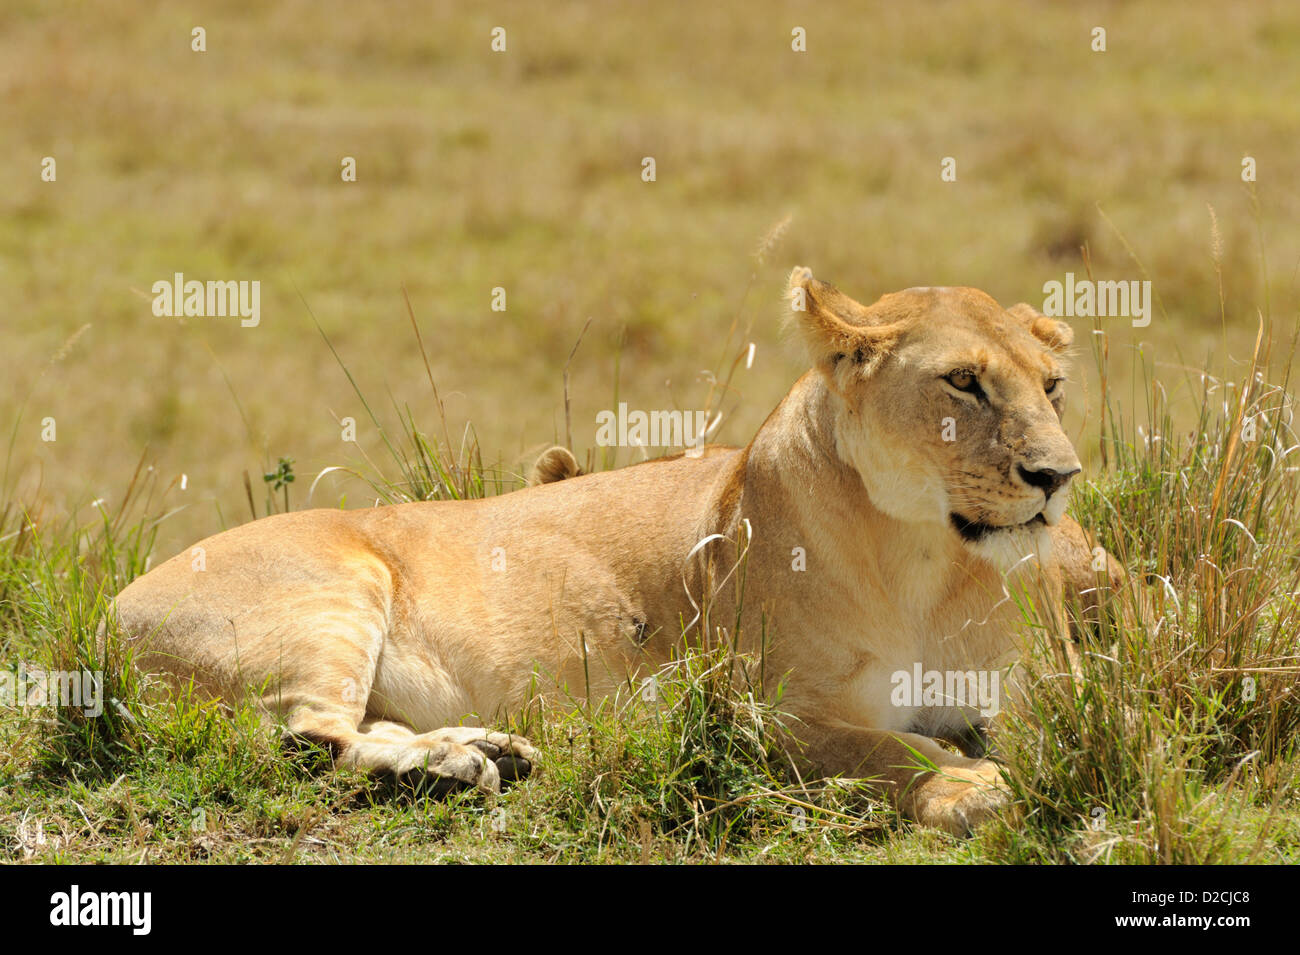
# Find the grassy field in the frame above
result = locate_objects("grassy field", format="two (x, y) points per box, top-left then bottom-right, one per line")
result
(2, 1), (1299, 863)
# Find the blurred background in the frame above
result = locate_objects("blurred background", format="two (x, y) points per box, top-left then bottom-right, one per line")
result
(3, 0), (1298, 557)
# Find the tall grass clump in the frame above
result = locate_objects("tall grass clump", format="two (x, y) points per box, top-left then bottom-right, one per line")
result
(0, 453), (180, 778)
(303, 289), (519, 507)
(994, 229), (1300, 864)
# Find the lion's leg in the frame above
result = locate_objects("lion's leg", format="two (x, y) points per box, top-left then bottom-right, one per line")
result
(285, 706), (537, 795)
(266, 629), (536, 793)
(793, 718), (1008, 836)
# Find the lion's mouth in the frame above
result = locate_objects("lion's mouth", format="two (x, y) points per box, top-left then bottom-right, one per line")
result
(950, 511), (1046, 543)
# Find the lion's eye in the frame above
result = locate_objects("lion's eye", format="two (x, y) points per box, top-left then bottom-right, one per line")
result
(1045, 377), (1063, 396)
(944, 370), (980, 394)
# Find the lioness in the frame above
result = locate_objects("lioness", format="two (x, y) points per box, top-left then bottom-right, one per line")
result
(112, 268), (1105, 834)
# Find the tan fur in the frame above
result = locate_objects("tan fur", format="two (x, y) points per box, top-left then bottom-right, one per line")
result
(111, 268), (1102, 834)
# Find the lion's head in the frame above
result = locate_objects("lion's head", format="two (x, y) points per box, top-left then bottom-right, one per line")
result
(789, 266), (1081, 570)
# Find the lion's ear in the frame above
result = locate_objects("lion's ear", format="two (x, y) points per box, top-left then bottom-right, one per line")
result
(530, 446), (582, 485)
(787, 267), (897, 387)
(1008, 302), (1073, 353)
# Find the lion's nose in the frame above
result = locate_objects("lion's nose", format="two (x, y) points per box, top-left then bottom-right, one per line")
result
(1016, 463), (1080, 499)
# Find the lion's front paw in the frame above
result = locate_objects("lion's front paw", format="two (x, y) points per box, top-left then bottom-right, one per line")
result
(393, 740), (500, 796)
(909, 760), (1009, 837)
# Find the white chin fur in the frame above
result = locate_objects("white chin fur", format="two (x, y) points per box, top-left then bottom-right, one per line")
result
(966, 523), (1054, 575)
(1042, 487), (1069, 525)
